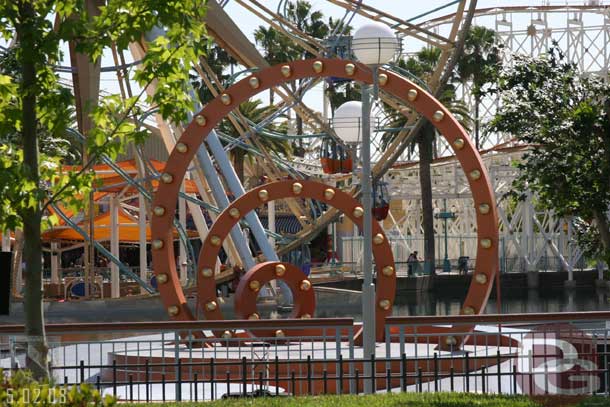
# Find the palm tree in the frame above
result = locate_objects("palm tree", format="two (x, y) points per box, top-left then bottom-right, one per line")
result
(218, 99), (293, 182)
(253, 26), (298, 104)
(254, 1), (333, 155)
(285, 0), (329, 51)
(456, 26), (501, 149)
(194, 44), (236, 105)
(383, 48), (471, 276)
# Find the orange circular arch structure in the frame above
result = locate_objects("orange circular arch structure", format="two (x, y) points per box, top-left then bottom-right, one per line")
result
(197, 180), (395, 340)
(233, 261), (316, 339)
(150, 58), (499, 341)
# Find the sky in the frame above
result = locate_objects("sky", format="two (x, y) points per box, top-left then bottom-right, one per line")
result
(50, 0), (610, 123)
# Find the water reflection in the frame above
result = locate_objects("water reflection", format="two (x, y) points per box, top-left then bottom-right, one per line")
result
(315, 288), (610, 320)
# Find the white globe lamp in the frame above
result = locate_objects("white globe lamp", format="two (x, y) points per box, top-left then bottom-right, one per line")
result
(332, 100), (376, 144)
(352, 22), (398, 65)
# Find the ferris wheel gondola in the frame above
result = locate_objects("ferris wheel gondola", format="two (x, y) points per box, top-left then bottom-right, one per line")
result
(372, 180), (390, 221)
(320, 137), (353, 174)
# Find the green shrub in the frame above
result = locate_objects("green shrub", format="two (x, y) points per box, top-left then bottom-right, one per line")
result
(0, 369), (116, 406)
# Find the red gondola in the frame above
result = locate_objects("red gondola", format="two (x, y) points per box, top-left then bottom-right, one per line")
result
(320, 137), (353, 174)
(372, 180), (390, 221)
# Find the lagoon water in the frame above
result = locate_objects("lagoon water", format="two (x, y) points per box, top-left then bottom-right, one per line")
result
(314, 287), (610, 320)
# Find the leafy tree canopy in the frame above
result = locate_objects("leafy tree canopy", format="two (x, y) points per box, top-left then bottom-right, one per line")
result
(0, 0), (207, 230)
(488, 46), (610, 263)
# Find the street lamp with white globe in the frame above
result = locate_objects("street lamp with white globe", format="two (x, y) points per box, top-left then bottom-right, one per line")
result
(332, 21), (398, 394)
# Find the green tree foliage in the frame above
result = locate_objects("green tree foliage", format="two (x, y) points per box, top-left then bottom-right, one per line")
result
(254, 0), (343, 155)
(1, 369), (116, 406)
(194, 43), (237, 105)
(488, 46), (610, 264)
(0, 0), (207, 378)
(456, 26), (502, 149)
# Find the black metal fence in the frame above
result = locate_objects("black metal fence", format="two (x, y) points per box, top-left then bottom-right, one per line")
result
(2, 313), (610, 401)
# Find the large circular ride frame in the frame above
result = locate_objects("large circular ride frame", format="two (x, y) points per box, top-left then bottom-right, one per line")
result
(150, 57), (499, 343)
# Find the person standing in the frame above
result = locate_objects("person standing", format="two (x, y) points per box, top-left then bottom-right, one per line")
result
(407, 251), (419, 276)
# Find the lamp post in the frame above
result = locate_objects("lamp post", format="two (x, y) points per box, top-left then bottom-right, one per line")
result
(334, 21), (398, 394)
(434, 199), (456, 273)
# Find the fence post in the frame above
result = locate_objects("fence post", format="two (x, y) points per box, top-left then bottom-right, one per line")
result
(307, 355), (312, 395)
(433, 353), (438, 392)
(465, 352), (470, 392)
(349, 326), (355, 394)
(274, 356), (279, 396)
(210, 358), (215, 401)
(497, 350), (502, 394)
(129, 374), (133, 402)
(174, 332), (181, 402)
(370, 353), (376, 393)
(242, 357), (248, 397)
(401, 353), (407, 392)
(79, 360), (85, 384)
(386, 368), (391, 393)
(323, 369), (328, 394)
(145, 359), (150, 402)
(112, 359), (117, 398)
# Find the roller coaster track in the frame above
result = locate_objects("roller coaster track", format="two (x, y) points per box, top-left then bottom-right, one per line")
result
(278, 0), (477, 254)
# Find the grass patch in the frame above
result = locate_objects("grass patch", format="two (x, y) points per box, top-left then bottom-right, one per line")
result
(575, 397), (610, 407)
(122, 392), (540, 406)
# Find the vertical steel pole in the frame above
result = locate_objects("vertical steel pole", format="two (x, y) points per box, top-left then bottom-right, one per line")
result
(178, 182), (188, 285)
(138, 190), (148, 293)
(110, 195), (120, 298)
(361, 82), (375, 394)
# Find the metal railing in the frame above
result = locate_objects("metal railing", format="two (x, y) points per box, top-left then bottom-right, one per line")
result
(341, 236), (588, 274)
(2, 312), (610, 401)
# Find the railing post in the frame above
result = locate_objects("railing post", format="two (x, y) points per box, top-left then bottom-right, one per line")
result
(433, 353), (438, 392)
(401, 353), (407, 392)
(79, 360), (85, 384)
(210, 358), (215, 401)
(175, 332), (181, 402)
(497, 350), (502, 394)
(370, 353), (376, 393)
(129, 374), (133, 402)
(450, 367), (454, 392)
(242, 357), (248, 397)
(386, 368), (391, 393)
(307, 355), (312, 395)
(337, 354), (344, 394)
(176, 357), (182, 401)
(512, 365), (517, 395)
(145, 359), (150, 402)
(465, 352), (470, 392)
(112, 359), (117, 398)
(258, 371), (264, 393)
(323, 369), (328, 394)
(348, 325), (355, 394)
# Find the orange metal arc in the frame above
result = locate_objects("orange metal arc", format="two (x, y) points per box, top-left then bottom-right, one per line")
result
(197, 180), (395, 340)
(150, 58), (499, 344)
(233, 261), (316, 338)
